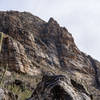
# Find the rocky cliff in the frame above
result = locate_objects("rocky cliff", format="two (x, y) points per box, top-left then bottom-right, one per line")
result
(0, 11), (100, 100)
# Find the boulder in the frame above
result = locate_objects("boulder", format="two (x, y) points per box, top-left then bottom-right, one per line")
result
(28, 74), (92, 100)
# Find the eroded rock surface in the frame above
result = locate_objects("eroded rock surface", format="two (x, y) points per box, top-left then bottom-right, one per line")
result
(0, 11), (100, 99)
(0, 88), (18, 100)
(28, 74), (92, 100)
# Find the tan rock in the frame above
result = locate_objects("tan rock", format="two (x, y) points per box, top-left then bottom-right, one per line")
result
(0, 11), (100, 99)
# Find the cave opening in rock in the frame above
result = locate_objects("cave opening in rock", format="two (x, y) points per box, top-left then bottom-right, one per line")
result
(50, 85), (73, 100)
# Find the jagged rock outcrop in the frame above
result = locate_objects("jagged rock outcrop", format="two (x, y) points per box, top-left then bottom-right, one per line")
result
(28, 74), (92, 100)
(0, 11), (100, 99)
(0, 11), (81, 74)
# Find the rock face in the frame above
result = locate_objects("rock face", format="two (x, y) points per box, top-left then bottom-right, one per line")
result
(28, 74), (92, 100)
(0, 11), (80, 75)
(0, 88), (17, 100)
(0, 11), (100, 99)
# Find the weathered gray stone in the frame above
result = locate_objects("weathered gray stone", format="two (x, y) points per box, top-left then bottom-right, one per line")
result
(28, 74), (92, 100)
(0, 88), (17, 100)
(0, 11), (100, 99)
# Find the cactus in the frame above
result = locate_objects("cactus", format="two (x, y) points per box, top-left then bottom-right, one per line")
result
(0, 32), (4, 52)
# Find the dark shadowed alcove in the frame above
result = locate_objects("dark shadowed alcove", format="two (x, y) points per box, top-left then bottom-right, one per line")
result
(50, 85), (73, 100)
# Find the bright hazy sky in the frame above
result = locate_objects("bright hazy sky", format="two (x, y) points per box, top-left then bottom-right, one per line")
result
(0, 0), (100, 61)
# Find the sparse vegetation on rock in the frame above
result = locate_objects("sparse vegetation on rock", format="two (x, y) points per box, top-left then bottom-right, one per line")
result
(0, 11), (100, 100)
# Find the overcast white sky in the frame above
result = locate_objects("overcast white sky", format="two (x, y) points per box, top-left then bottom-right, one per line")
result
(0, 0), (100, 61)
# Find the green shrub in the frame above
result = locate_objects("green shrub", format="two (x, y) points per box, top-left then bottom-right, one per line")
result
(6, 83), (32, 100)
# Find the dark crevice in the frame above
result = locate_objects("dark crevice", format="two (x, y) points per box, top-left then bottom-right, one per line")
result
(2, 38), (9, 65)
(51, 85), (73, 100)
(88, 55), (100, 88)
(71, 79), (93, 99)
(71, 79), (86, 92)
(71, 79), (89, 95)
(56, 44), (64, 67)
(55, 34), (66, 68)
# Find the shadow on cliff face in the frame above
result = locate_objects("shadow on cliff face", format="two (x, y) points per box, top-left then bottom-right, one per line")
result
(50, 85), (73, 100)
(87, 55), (100, 88)
(27, 74), (92, 100)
